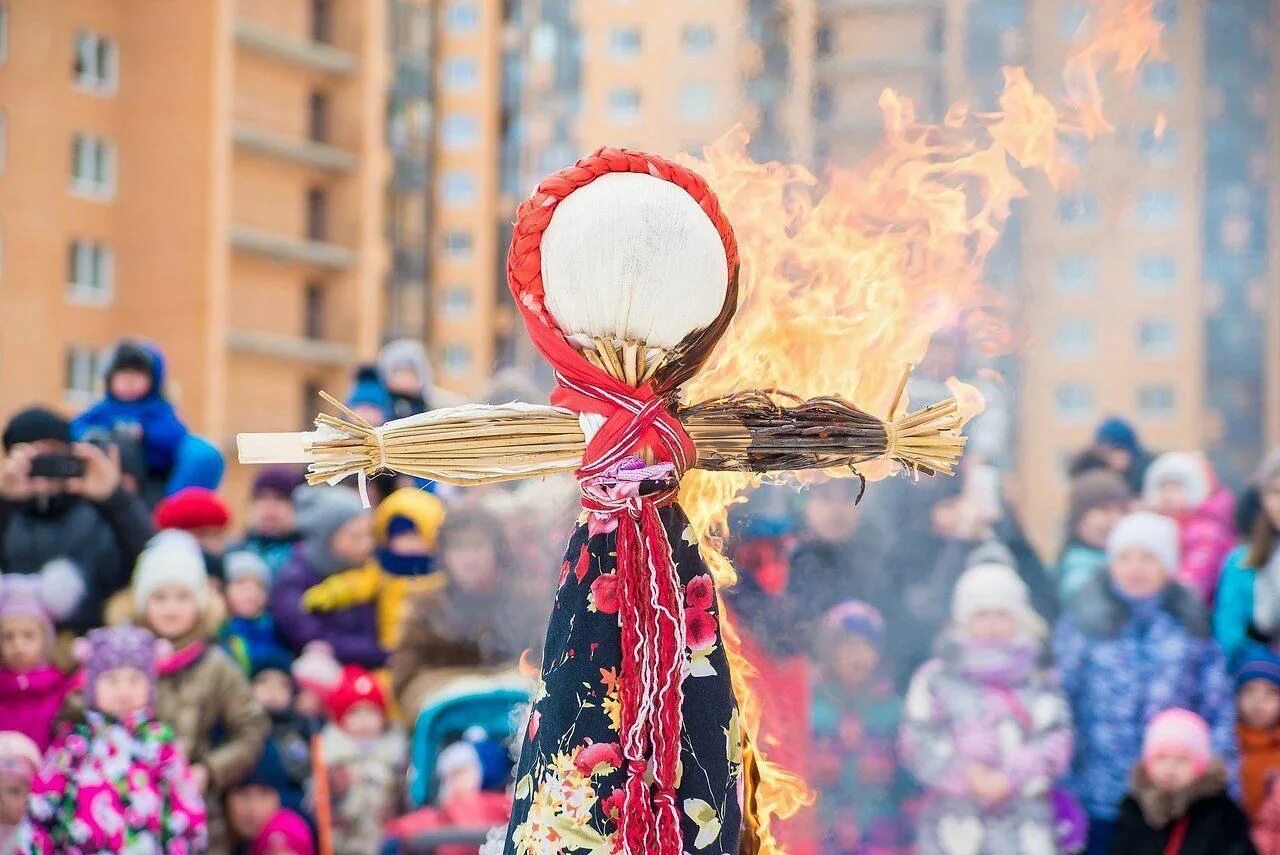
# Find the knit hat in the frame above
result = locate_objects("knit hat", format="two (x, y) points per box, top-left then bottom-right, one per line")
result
(290, 640), (342, 698)
(2, 407), (71, 450)
(132, 529), (210, 613)
(1142, 708), (1212, 776)
(374, 488), (446, 548)
(0, 560), (86, 636)
(251, 809), (315, 855)
(1107, 511), (1180, 576)
(225, 550), (271, 587)
(0, 731), (41, 784)
(822, 601), (886, 650)
(1095, 417), (1143, 456)
(951, 562), (1048, 637)
(293, 485), (366, 575)
(326, 664), (387, 722)
(1237, 651), (1280, 693)
(345, 365), (393, 422)
(74, 625), (169, 708)
(253, 464), (306, 501)
(1066, 469), (1131, 535)
(1143, 452), (1212, 509)
(154, 487), (231, 532)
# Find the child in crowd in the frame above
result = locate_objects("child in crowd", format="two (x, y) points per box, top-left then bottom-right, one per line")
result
(252, 809), (315, 855)
(301, 487), (446, 652)
(0, 733), (40, 854)
(809, 601), (912, 853)
(1218, 450), (1280, 665)
(0, 563), (82, 750)
(1054, 511), (1237, 854)
(249, 661), (315, 815)
(378, 339), (435, 420)
(234, 465), (304, 579)
(346, 365), (393, 428)
(19, 626), (207, 852)
(314, 664), (407, 855)
(121, 529), (269, 849)
(226, 745), (303, 851)
(1144, 451), (1237, 603)
(154, 486), (232, 556)
(1236, 653), (1280, 819)
(1110, 709), (1254, 854)
(900, 562), (1073, 854)
(1058, 469), (1131, 603)
(272, 487), (385, 668)
(290, 640), (342, 727)
(222, 550), (293, 676)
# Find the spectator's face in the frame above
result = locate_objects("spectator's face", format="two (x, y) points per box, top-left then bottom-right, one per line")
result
(94, 666), (150, 719)
(144, 584), (201, 641)
(295, 688), (324, 719)
(1262, 475), (1280, 530)
(0, 615), (48, 672)
(0, 776), (29, 825)
(1145, 752), (1197, 792)
(1077, 502), (1127, 549)
(1110, 546), (1169, 598)
(252, 670), (294, 714)
(1151, 479), (1192, 516)
(803, 485), (861, 543)
(192, 525), (227, 556)
(1099, 445), (1133, 473)
(964, 609), (1018, 642)
(930, 496), (963, 538)
(340, 702), (385, 740)
(226, 783), (280, 842)
(442, 529), (499, 594)
(330, 515), (375, 567)
(387, 529), (431, 556)
(109, 368), (152, 402)
(440, 760), (483, 804)
(251, 494), (295, 537)
(829, 637), (878, 689)
(386, 366), (421, 396)
(226, 576), (268, 620)
(1239, 679), (1280, 730)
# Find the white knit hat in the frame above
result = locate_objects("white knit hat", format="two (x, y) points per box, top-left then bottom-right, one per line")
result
(1107, 511), (1180, 575)
(1143, 452), (1211, 509)
(951, 562), (1047, 637)
(132, 529), (209, 612)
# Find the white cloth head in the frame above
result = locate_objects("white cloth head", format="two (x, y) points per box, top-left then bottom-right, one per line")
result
(1107, 511), (1181, 575)
(132, 529), (209, 613)
(951, 561), (1047, 637)
(1143, 451), (1211, 509)
(540, 172), (729, 349)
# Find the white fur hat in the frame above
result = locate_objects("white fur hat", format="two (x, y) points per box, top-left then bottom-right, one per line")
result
(1107, 511), (1181, 575)
(1143, 452), (1211, 509)
(131, 529), (209, 612)
(951, 562), (1047, 637)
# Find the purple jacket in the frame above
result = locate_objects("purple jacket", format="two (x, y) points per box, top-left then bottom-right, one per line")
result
(270, 548), (386, 669)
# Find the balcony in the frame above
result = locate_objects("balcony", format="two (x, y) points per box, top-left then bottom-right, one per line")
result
(815, 53), (942, 77)
(230, 225), (357, 270)
(232, 124), (357, 173)
(392, 159), (428, 190)
(234, 19), (357, 75)
(819, 0), (944, 11)
(227, 329), (354, 365)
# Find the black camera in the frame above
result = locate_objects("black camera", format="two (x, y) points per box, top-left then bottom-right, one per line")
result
(30, 453), (87, 480)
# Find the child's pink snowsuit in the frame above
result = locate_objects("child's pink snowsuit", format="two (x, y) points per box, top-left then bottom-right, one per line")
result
(0, 666), (70, 753)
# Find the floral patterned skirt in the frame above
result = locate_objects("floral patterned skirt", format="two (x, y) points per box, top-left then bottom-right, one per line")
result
(505, 503), (742, 854)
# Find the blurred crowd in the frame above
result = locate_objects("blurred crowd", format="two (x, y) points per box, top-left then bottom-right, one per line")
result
(0, 335), (1278, 855)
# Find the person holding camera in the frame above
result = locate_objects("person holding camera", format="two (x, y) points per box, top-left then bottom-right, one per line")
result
(0, 407), (153, 632)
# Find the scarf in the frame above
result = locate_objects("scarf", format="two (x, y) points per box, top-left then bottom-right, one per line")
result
(950, 634), (1040, 686)
(377, 549), (436, 578)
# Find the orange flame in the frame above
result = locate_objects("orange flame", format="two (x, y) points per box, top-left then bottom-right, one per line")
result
(672, 1), (1164, 851)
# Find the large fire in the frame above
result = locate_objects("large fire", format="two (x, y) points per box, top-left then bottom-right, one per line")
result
(675, 1), (1164, 851)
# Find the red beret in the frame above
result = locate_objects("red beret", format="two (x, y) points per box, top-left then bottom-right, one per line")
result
(326, 664), (387, 723)
(153, 487), (231, 532)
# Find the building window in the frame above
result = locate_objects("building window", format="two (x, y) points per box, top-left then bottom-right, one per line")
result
(442, 229), (473, 258)
(1057, 193), (1099, 226)
(311, 0), (332, 43)
(64, 345), (102, 405)
(680, 84), (713, 122)
(443, 57), (479, 91)
(441, 114), (479, 150)
(1137, 190), (1179, 231)
(70, 134), (116, 198)
(304, 282), (325, 340)
(1054, 319), (1097, 359)
(1137, 126), (1178, 167)
(445, 1), (479, 33)
(1140, 61), (1178, 97)
(0, 3), (8, 66)
(302, 380), (324, 430)
(1055, 383), (1094, 421)
(1055, 255), (1097, 293)
(812, 85), (834, 121)
(608, 88), (641, 124)
(443, 343), (472, 373)
(308, 91), (329, 143)
(1138, 384), (1176, 419)
(306, 187), (328, 241)
(73, 30), (118, 93)
(67, 240), (113, 303)
(682, 24), (714, 54)
(441, 170), (476, 206)
(814, 24), (834, 57)
(1138, 253), (1177, 293)
(1138, 318), (1176, 356)
(609, 27), (641, 59)
(441, 285), (472, 319)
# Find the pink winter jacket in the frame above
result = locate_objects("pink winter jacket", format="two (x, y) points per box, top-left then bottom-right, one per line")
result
(18, 710), (207, 854)
(1177, 487), (1237, 605)
(0, 666), (69, 753)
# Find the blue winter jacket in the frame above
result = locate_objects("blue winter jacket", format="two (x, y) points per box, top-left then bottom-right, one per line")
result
(1052, 575), (1238, 820)
(72, 343), (188, 474)
(1213, 545), (1257, 667)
